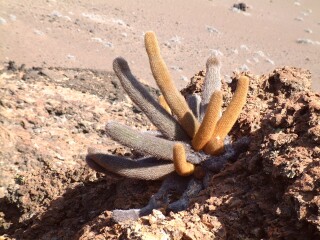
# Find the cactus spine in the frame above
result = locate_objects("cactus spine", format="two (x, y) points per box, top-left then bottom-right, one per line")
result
(144, 31), (200, 138)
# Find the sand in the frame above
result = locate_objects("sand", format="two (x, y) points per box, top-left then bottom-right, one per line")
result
(0, 0), (320, 90)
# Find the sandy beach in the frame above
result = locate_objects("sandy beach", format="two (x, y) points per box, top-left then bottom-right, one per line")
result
(1, 0), (320, 90)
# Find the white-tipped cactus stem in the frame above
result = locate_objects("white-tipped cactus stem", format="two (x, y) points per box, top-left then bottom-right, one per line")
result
(200, 56), (222, 120)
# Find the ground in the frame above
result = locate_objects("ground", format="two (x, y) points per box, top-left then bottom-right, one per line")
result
(0, 62), (319, 239)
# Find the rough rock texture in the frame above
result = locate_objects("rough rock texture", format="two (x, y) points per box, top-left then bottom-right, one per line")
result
(0, 63), (319, 239)
(0, 62), (161, 239)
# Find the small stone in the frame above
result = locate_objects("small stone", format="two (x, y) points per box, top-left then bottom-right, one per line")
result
(0, 17), (7, 25)
(233, 3), (248, 12)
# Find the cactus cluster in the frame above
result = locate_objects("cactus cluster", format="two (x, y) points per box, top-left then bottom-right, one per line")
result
(86, 31), (250, 221)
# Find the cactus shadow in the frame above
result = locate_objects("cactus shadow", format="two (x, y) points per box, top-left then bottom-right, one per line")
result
(3, 177), (161, 239)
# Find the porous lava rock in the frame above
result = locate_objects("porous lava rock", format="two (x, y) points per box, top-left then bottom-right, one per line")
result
(0, 64), (319, 239)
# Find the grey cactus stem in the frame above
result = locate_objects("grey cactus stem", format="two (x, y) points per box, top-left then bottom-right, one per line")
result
(200, 56), (222, 120)
(113, 57), (189, 141)
(112, 173), (191, 222)
(86, 150), (174, 180)
(105, 121), (201, 163)
(186, 94), (201, 120)
(168, 178), (203, 212)
(202, 137), (250, 172)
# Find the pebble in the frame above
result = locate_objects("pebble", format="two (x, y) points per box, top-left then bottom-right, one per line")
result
(232, 49), (239, 55)
(9, 14), (17, 21)
(67, 54), (76, 60)
(296, 38), (320, 45)
(240, 44), (249, 51)
(181, 76), (188, 82)
(169, 35), (183, 44)
(294, 17), (304, 21)
(233, 3), (248, 12)
(91, 37), (113, 48)
(206, 25), (219, 34)
(252, 57), (259, 63)
(265, 58), (275, 65)
(55, 153), (65, 160)
(239, 64), (249, 71)
(50, 10), (62, 18)
(255, 50), (265, 57)
(112, 18), (126, 26)
(33, 29), (45, 36)
(210, 49), (223, 56)
(0, 17), (7, 25)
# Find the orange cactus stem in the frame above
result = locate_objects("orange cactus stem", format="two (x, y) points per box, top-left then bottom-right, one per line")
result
(145, 31), (200, 138)
(204, 76), (249, 155)
(173, 143), (195, 176)
(158, 95), (172, 114)
(192, 91), (223, 151)
(203, 137), (225, 156)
